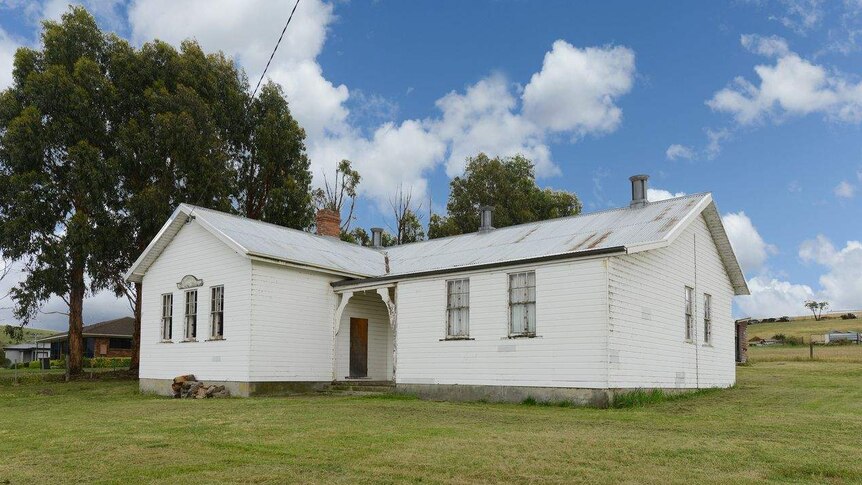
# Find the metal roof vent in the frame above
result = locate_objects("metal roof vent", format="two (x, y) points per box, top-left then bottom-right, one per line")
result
(371, 227), (384, 248)
(479, 206), (494, 232)
(629, 174), (649, 208)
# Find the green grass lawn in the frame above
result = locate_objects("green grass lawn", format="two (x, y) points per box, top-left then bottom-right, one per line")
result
(747, 316), (862, 341)
(2, 361), (862, 484)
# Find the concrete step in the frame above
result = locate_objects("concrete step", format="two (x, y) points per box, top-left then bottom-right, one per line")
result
(330, 381), (395, 393)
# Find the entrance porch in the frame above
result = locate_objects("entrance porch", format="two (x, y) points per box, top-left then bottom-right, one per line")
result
(333, 287), (396, 382)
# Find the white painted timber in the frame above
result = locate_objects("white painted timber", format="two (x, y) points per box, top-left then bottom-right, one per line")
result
(395, 259), (609, 388)
(248, 261), (340, 382)
(608, 214), (736, 389)
(139, 220), (252, 382)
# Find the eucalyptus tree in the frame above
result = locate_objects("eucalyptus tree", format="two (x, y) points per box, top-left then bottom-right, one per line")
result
(0, 7), (118, 374)
(428, 153), (582, 239)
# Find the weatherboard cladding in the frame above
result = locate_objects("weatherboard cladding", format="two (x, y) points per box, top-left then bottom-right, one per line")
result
(127, 193), (748, 294)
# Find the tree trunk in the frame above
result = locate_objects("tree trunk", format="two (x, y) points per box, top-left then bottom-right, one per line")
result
(129, 282), (141, 375)
(67, 261), (86, 376)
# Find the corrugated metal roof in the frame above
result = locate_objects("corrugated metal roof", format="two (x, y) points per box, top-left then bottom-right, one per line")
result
(186, 205), (385, 276)
(125, 193), (749, 295)
(384, 193), (709, 276)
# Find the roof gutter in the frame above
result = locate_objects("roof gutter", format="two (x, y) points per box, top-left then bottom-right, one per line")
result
(331, 245), (627, 290)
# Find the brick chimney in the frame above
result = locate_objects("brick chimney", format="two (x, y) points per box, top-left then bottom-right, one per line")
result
(315, 208), (341, 238)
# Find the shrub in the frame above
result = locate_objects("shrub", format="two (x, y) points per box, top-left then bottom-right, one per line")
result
(0, 356), (9, 368)
(778, 316), (791, 322)
(841, 313), (858, 320)
(27, 360), (41, 369)
(763, 317), (777, 323)
(86, 357), (131, 368)
(50, 359), (65, 369)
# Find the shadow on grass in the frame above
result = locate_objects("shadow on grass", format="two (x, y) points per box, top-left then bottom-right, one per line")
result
(609, 387), (723, 409)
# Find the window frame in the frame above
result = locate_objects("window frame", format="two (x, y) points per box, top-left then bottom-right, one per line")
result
(445, 278), (470, 339)
(703, 293), (712, 345)
(184, 289), (198, 341)
(210, 285), (225, 340)
(161, 293), (173, 341)
(684, 286), (694, 342)
(508, 270), (537, 337)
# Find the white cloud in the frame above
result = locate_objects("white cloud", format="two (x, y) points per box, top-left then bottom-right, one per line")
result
(771, 0), (824, 33)
(722, 211), (777, 274)
(128, 1), (637, 204)
(522, 41), (636, 135)
(0, 26), (17, 90)
(737, 276), (815, 319)
(835, 180), (856, 198)
(708, 35), (862, 125)
(647, 187), (686, 202)
(799, 235), (862, 310)
(741, 33), (790, 57)
(665, 144), (694, 161)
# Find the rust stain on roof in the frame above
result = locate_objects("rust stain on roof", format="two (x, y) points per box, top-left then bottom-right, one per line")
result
(659, 217), (679, 233)
(652, 206), (672, 222)
(570, 232), (597, 251)
(514, 225), (540, 243)
(587, 230), (613, 249)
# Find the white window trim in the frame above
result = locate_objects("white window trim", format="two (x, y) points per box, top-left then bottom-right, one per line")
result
(445, 278), (471, 339)
(508, 270), (537, 337)
(684, 286), (694, 342)
(161, 293), (173, 342)
(210, 285), (224, 340)
(184, 289), (198, 341)
(703, 293), (712, 345)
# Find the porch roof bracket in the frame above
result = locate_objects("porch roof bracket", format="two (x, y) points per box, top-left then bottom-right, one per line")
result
(334, 290), (353, 335)
(376, 288), (396, 328)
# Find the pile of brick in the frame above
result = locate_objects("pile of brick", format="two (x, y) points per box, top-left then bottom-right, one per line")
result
(171, 374), (230, 399)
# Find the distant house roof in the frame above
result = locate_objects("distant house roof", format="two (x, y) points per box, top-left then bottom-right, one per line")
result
(36, 317), (134, 343)
(125, 193), (749, 295)
(3, 342), (50, 351)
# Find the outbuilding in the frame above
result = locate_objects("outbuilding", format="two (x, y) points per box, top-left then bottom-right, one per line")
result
(127, 175), (749, 405)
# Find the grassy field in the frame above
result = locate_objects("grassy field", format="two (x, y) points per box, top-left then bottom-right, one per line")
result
(0, 324), (57, 346)
(746, 316), (862, 341)
(2, 362), (862, 484)
(749, 343), (862, 363)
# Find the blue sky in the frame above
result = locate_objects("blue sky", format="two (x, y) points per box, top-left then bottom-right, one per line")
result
(1, 0), (861, 329)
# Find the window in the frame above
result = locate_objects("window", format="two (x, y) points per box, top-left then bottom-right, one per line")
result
(184, 290), (198, 340)
(109, 338), (132, 350)
(210, 285), (224, 339)
(446, 279), (470, 338)
(703, 294), (712, 344)
(509, 271), (536, 336)
(684, 286), (694, 341)
(161, 293), (173, 341)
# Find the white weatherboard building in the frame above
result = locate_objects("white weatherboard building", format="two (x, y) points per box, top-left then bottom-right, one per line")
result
(127, 176), (749, 405)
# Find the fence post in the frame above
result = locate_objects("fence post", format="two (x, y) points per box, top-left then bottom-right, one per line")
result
(810, 341), (814, 360)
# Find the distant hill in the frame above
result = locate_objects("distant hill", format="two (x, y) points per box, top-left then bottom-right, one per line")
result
(0, 325), (58, 347)
(746, 315), (861, 341)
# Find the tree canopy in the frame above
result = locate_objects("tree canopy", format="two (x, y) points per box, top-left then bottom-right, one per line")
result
(428, 153), (582, 238)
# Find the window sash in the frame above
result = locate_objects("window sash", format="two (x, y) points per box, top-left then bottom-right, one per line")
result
(685, 286), (694, 341)
(703, 294), (712, 344)
(509, 272), (536, 335)
(185, 290), (197, 340)
(446, 279), (469, 337)
(211, 286), (224, 339)
(161, 293), (173, 341)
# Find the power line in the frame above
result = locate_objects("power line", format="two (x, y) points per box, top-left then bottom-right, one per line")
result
(251, 0), (301, 98)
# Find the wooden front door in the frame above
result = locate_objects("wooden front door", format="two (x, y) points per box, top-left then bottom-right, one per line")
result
(349, 318), (368, 378)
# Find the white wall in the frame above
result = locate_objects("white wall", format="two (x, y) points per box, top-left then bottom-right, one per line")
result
(335, 291), (392, 381)
(395, 259), (609, 388)
(248, 261), (339, 382)
(140, 221), (252, 381)
(608, 215), (736, 389)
